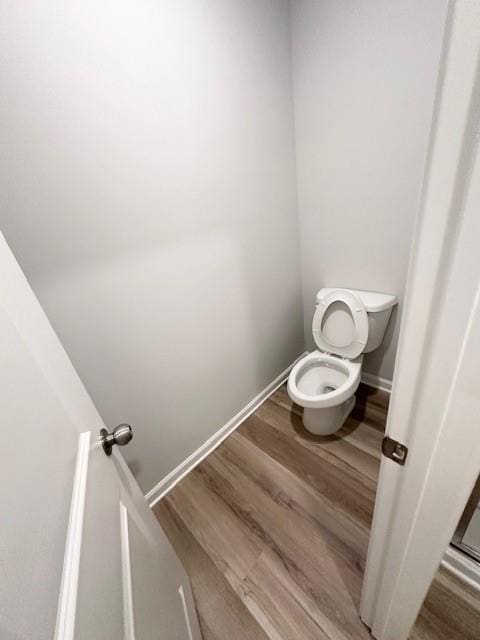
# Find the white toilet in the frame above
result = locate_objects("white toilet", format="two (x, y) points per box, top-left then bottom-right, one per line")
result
(288, 288), (397, 435)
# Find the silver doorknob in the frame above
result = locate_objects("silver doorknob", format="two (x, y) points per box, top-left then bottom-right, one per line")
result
(100, 424), (133, 456)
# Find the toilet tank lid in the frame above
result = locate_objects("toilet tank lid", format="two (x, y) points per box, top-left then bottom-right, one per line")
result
(316, 288), (397, 312)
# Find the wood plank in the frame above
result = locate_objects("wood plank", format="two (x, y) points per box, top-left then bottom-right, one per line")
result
(225, 432), (370, 561)
(256, 398), (381, 485)
(201, 445), (370, 638)
(154, 499), (270, 640)
(152, 383), (480, 640)
(238, 413), (376, 530)
(222, 433), (369, 573)
(242, 550), (335, 640)
(163, 471), (263, 591)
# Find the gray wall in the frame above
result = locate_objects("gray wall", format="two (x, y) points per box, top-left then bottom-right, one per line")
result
(0, 0), (450, 494)
(290, 0), (448, 380)
(0, 0), (304, 493)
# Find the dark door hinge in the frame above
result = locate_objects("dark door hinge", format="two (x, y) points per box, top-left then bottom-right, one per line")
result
(382, 436), (408, 466)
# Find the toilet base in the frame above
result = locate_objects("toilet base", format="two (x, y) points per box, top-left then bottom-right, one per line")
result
(303, 395), (355, 436)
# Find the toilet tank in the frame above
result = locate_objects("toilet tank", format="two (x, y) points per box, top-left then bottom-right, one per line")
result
(315, 288), (397, 354)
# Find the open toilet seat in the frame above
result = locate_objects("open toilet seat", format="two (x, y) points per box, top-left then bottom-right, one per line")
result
(289, 289), (367, 410)
(312, 289), (368, 359)
(287, 351), (362, 409)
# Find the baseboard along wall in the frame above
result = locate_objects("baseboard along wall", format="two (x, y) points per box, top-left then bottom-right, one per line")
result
(146, 352), (308, 507)
(361, 371), (393, 393)
(146, 356), (393, 507)
(145, 356), (393, 507)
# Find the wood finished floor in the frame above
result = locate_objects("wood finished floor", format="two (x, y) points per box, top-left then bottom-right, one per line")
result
(154, 383), (480, 640)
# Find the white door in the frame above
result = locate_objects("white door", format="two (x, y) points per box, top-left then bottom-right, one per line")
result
(360, 2), (480, 639)
(0, 231), (201, 640)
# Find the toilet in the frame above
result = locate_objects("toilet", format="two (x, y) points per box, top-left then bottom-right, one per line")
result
(288, 288), (397, 435)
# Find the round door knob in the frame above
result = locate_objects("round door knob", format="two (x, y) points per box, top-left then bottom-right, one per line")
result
(100, 424), (133, 456)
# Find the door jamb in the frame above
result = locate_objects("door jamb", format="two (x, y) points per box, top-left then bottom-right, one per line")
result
(360, 2), (480, 638)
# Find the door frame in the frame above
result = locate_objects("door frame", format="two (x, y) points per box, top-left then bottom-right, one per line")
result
(360, 2), (480, 639)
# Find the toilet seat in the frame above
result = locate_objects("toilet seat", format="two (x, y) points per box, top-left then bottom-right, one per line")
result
(312, 290), (368, 359)
(287, 351), (362, 409)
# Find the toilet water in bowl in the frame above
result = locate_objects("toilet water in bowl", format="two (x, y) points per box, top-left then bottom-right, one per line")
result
(296, 361), (347, 398)
(322, 385), (336, 394)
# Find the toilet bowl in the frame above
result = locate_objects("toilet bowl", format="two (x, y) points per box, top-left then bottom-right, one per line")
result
(288, 287), (397, 436)
(288, 351), (362, 435)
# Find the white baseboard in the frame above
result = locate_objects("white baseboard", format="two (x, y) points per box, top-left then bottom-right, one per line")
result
(442, 545), (480, 593)
(361, 371), (392, 393)
(146, 352), (307, 508)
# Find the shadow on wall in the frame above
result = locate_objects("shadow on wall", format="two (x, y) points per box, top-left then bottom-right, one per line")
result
(363, 303), (400, 379)
(33, 226), (304, 492)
